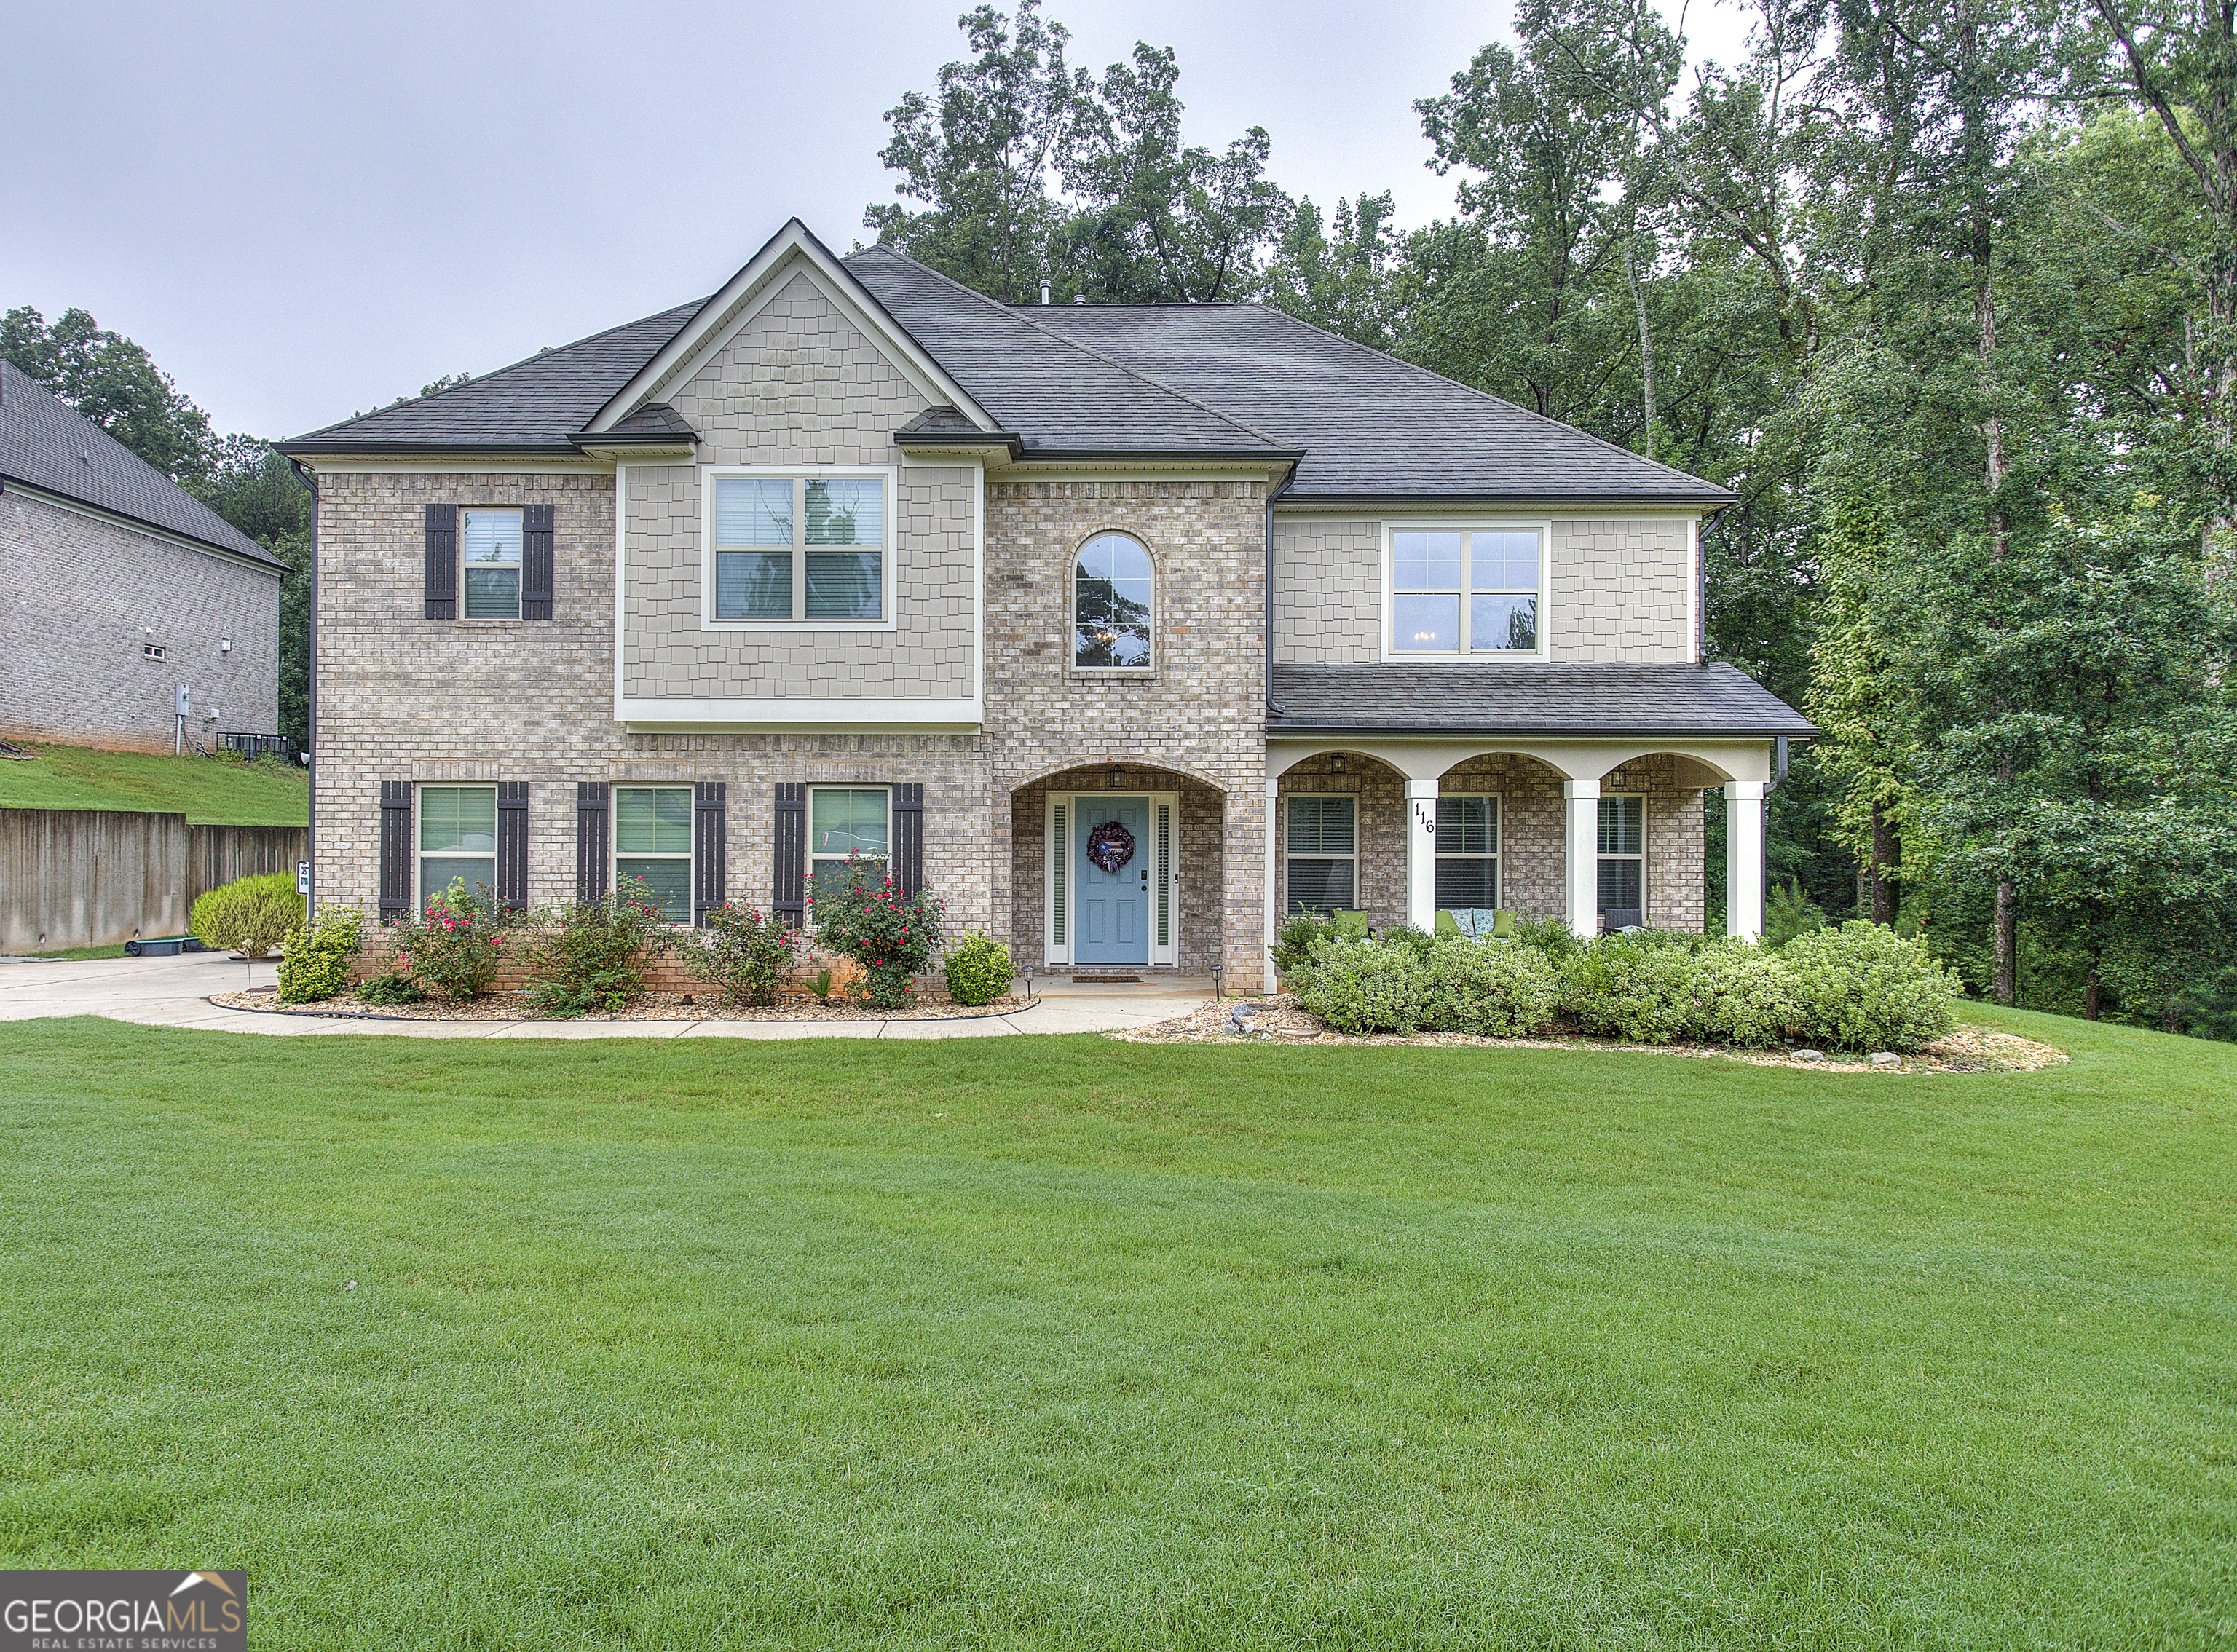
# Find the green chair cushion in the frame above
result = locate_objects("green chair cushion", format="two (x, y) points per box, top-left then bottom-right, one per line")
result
(1489, 908), (1516, 939)
(1435, 909), (1461, 938)
(1333, 909), (1371, 939)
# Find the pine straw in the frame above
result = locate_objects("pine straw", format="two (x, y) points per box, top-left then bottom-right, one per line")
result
(1112, 994), (2067, 1073)
(206, 988), (1020, 1024)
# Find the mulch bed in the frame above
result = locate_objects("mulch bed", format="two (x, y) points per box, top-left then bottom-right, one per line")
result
(1113, 993), (2067, 1073)
(206, 987), (1026, 1023)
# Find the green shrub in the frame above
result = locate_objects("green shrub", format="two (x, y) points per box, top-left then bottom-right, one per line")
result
(189, 872), (300, 957)
(1270, 909), (1336, 975)
(1418, 938), (1561, 1037)
(944, 933), (1014, 1006)
(811, 856), (944, 1011)
(276, 904), (361, 1003)
(519, 877), (674, 1017)
(688, 905), (801, 1007)
(1561, 933), (1699, 1043)
(1291, 936), (1431, 1034)
(398, 878), (509, 1000)
(354, 972), (425, 1005)
(1781, 921), (1960, 1051)
(1683, 940), (1802, 1047)
(1507, 915), (1582, 961)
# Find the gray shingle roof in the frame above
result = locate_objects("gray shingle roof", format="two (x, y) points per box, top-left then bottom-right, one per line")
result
(277, 230), (1733, 509)
(843, 247), (1294, 458)
(283, 300), (703, 453)
(574, 401), (696, 443)
(1019, 302), (1735, 505)
(1269, 663), (1815, 738)
(1, 360), (282, 569)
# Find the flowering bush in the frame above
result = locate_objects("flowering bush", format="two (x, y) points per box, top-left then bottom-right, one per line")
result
(398, 878), (510, 1000)
(810, 855), (944, 1011)
(518, 877), (674, 1017)
(687, 904), (802, 1006)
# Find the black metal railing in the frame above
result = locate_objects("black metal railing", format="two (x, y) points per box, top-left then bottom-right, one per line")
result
(218, 732), (296, 762)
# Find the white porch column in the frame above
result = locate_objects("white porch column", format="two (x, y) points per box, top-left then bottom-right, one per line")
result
(1405, 778), (1439, 933)
(1563, 778), (1601, 937)
(1263, 777), (1282, 991)
(1726, 780), (1766, 940)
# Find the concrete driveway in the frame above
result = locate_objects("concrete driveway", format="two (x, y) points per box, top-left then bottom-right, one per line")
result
(0, 951), (1214, 1040)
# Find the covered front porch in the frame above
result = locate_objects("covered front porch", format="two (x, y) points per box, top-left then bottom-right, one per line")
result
(1263, 735), (1775, 989)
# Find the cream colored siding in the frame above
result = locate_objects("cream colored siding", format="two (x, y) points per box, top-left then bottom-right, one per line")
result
(1272, 518), (1380, 663)
(1272, 513), (1696, 665)
(620, 270), (977, 703)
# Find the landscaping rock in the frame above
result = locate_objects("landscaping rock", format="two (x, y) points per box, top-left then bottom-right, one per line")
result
(1871, 1051), (1902, 1067)
(1794, 1048), (1826, 1062)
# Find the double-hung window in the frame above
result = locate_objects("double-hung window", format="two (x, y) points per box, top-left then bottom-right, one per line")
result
(809, 787), (891, 888)
(1598, 795), (1645, 930)
(615, 786), (693, 921)
(1435, 795), (1500, 909)
(419, 785), (497, 906)
(1389, 526), (1542, 655)
(1285, 795), (1356, 917)
(462, 509), (524, 618)
(711, 473), (886, 623)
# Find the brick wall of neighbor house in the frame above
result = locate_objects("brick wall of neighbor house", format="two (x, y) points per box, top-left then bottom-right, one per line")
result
(983, 478), (1267, 979)
(1271, 513), (1696, 665)
(0, 490), (280, 752)
(309, 468), (998, 936)
(620, 272), (979, 704)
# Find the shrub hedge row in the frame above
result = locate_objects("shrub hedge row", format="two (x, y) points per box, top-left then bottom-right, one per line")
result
(1288, 921), (1960, 1051)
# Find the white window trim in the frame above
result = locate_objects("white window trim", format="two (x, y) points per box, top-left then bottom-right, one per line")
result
(1043, 791), (1179, 968)
(699, 465), (899, 633)
(1281, 791), (1360, 920)
(807, 785), (893, 886)
(417, 783), (498, 911)
(1596, 791), (1648, 930)
(611, 784), (695, 921)
(1378, 520), (1552, 663)
(1069, 529), (1157, 676)
(1434, 791), (1503, 910)
(461, 506), (525, 622)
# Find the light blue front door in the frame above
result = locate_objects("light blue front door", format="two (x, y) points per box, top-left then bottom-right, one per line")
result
(1075, 797), (1150, 965)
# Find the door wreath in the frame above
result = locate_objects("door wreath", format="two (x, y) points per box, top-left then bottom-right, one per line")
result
(1086, 821), (1136, 874)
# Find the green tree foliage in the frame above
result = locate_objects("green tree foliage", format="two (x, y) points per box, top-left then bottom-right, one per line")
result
(1, 306), (216, 484)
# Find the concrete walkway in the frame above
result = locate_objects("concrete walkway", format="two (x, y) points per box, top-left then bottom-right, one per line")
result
(0, 952), (1215, 1040)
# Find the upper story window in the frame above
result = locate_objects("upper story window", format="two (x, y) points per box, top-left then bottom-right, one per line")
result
(709, 471), (887, 625)
(1388, 526), (1543, 656)
(462, 509), (523, 619)
(1073, 531), (1153, 670)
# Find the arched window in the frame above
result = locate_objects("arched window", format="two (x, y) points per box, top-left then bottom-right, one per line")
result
(1073, 532), (1154, 669)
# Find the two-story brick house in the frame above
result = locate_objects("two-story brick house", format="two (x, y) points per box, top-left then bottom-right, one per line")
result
(281, 220), (1812, 989)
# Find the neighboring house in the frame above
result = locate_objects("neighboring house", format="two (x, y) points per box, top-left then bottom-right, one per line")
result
(281, 220), (1812, 989)
(1, 360), (285, 754)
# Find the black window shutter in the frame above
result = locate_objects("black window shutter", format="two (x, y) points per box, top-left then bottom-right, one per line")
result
(576, 782), (609, 904)
(424, 503), (457, 620)
(379, 781), (413, 922)
(891, 783), (925, 896)
(496, 782), (529, 912)
(693, 780), (727, 927)
(773, 783), (806, 927)
(522, 502), (555, 620)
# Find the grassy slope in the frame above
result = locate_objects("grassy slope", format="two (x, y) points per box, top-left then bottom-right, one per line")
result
(0, 742), (307, 826)
(0, 1006), (2228, 1649)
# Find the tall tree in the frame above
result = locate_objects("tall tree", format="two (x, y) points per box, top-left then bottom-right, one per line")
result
(862, 0), (1084, 304)
(1, 305), (216, 484)
(1259, 193), (1400, 349)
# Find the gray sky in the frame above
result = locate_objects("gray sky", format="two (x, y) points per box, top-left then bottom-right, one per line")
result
(4, 1), (1751, 440)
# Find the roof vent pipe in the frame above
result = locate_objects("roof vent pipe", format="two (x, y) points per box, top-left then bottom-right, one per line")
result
(1041, 280), (1051, 305)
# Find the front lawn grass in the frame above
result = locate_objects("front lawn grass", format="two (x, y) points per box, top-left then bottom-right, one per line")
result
(0, 1008), (2229, 1648)
(0, 740), (307, 825)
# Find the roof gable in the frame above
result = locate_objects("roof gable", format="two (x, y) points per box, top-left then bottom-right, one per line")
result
(586, 221), (995, 438)
(1, 362), (282, 568)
